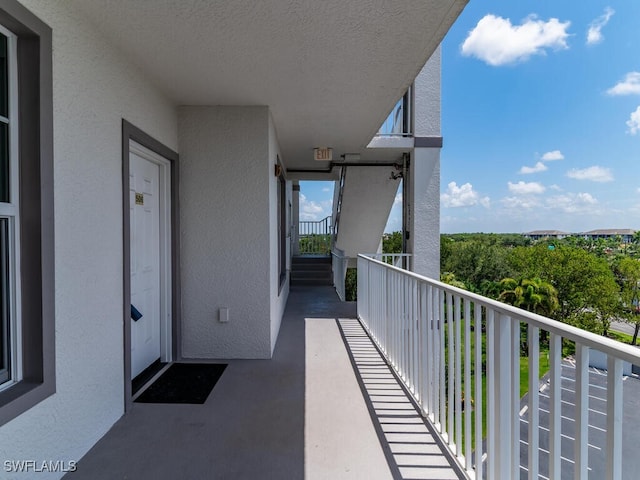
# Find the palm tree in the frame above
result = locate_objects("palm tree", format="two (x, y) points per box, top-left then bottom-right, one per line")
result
(479, 279), (502, 300)
(498, 277), (558, 315)
(498, 277), (559, 353)
(497, 277), (525, 307)
(440, 272), (467, 290)
(520, 277), (560, 317)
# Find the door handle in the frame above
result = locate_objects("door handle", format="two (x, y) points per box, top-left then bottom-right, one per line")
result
(131, 304), (143, 321)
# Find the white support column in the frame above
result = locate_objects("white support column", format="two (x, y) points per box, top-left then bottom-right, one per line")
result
(407, 46), (442, 279)
(292, 182), (300, 255)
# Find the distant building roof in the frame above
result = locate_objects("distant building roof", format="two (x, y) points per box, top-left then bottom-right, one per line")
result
(524, 230), (570, 236)
(582, 229), (636, 235)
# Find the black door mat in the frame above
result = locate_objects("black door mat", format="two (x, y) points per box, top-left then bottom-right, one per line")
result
(135, 363), (227, 404)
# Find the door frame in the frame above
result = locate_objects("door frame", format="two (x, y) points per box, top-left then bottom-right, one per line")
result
(122, 120), (180, 411)
(129, 140), (170, 372)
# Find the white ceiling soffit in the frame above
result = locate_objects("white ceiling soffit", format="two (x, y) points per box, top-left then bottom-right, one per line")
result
(71, 0), (467, 169)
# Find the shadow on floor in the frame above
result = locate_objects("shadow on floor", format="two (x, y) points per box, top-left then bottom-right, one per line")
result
(67, 286), (353, 480)
(337, 319), (465, 480)
(66, 287), (462, 479)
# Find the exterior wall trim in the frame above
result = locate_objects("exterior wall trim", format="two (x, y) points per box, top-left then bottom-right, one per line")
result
(0, 0), (55, 427)
(414, 136), (443, 148)
(122, 119), (180, 411)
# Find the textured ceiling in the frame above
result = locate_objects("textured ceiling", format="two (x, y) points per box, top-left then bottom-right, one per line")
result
(71, 0), (467, 169)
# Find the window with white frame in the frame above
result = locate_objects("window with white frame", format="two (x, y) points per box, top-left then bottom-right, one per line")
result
(0, 26), (18, 388)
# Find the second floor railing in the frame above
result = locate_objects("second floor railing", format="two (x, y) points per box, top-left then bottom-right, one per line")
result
(298, 216), (332, 255)
(357, 253), (640, 480)
(376, 89), (412, 137)
(331, 248), (348, 301)
(332, 167), (346, 248)
(363, 252), (412, 270)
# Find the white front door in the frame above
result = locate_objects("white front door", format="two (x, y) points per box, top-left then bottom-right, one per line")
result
(130, 149), (162, 378)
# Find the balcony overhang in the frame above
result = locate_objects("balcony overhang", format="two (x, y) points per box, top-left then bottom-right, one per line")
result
(71, 0), (467, 169)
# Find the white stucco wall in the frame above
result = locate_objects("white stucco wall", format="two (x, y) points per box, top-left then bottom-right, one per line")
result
(408, 47), (441, 279)
(408, 149), (441, 278)
(413, 46), (441, 138)
(178, 106), (275, 359)
(0, 0), (177, 474)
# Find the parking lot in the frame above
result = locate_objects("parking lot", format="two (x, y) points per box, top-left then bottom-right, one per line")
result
(518, 360), (640, 479)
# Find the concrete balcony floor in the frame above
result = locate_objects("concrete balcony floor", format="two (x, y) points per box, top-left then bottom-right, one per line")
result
(67, 286), (462, 480)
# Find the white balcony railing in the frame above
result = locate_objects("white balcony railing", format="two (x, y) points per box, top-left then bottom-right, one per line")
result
(331, 249), (348, 301)
(364, 252), (412, 270)
(298, 216), (332, 255)
(376, 90), (412, 137)
(357, 254), (640, 480)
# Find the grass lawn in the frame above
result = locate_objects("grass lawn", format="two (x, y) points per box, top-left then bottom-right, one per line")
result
(434, 319), (637, 454)
(519, 351), (550, 397)
(458, 326), (551, 452)
(608, 329), (637, 345)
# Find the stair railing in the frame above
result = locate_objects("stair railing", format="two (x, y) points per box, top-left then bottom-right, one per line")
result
(331, 248), (349, 301)
(298, 216), (332, 255)
(331, 166), (346, 250)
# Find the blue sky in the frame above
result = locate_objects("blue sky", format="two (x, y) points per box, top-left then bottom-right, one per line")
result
(301, 1), (640, 234)
(297, 181), (335, 222)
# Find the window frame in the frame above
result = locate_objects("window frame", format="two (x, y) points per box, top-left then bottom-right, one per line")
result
(0, 23), (20, 390)
(276, 157), (287, 293)
(0, 0), (55, 427)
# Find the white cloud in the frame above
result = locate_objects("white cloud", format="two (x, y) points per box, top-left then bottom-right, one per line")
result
(549, 184), (563, 191)
(566, 166), (613, 182)
(441, 181), (490, 208)
(321, 187), (331, 192)
(461, 14), (570, 66)
(626, 106), (640, 135)
(546, 192), (598, 214)
(586, 7), (615, 45)
(541, 150), (564, 161)
(299, 193), (329, 221)
(508, 181), (546, 195)
(500, 190), (599, 214)
(393, 192), (402, 206)
(607, 72), (640, 96)
(577, 192), (597, 204)
(519, 162), (548, 174)
(501, 196), (542, 210)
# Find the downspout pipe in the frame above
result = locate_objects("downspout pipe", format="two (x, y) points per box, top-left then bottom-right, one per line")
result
(401, 152), (410, 269)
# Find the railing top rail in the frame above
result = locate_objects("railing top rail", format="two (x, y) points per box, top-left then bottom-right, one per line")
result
(358, 253), (640, 364)
(374, 132), (413, 136)
(299, 215), (332, 225)
(362, 253), (413, 257)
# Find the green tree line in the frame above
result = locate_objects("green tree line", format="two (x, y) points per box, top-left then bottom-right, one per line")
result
(441, 233), (640, 342)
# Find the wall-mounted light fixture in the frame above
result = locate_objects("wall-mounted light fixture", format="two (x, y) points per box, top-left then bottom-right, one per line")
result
(390, 162), (403, 180)
(275, 164), (283, 177)
(341, 153), (361, 162)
